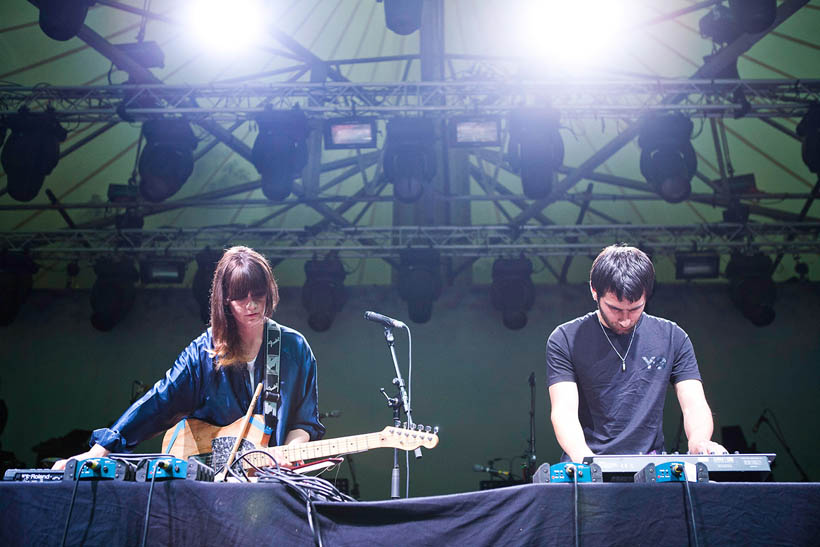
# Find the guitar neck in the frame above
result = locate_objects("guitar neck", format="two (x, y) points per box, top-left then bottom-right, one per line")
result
(243, 431), (383, 468)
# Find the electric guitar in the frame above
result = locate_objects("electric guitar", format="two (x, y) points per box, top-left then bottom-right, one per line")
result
(161, 414), (439, 471)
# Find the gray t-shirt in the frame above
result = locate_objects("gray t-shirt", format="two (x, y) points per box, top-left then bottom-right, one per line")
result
(546, 312), (702, 459)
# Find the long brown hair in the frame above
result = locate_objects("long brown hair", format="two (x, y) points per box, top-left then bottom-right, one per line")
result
(209, 246), (279, 367)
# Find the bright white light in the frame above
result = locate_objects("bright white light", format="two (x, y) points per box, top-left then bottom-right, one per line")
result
(513, 1), (630, 69)
(182, 0), (269, 55)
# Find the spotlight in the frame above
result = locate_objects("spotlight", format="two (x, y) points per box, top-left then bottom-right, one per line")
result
(138, 119), (197, 202)
(139, 259), (187, 284)
(448, 116), (502, 148)
(638, 113), (697, 203)
(383, 0), (423, 35)
(725, 254), (776, 327)
(796, 103), (820, 174)
(490, 258), (535, 330)
(398, 249), (442, 324)
(302, 257), (347, 332)
(37, 0), (95, 42)
(383, 118), (437, 203)
(90, 258), (139, 332)
(192, 248), (222, 324)
(675, 253), (720, 280)
(323, 118), (378, 149)
(0, 253), (38, 326)
(252, 108), (310, 201)
(699, 4), (742, 45)
(1, 110), (67, 202)
(507, 109), (564, 200)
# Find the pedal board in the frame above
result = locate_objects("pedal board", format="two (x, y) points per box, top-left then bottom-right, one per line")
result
(532, 462), (603, 483)
(63, 457), (135, 481)
(633, 461), (709, 483)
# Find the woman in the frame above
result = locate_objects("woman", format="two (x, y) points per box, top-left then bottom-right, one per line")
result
(53, 246), (324, 469)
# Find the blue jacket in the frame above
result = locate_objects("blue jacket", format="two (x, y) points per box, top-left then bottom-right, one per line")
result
(90, 323), (325, 452)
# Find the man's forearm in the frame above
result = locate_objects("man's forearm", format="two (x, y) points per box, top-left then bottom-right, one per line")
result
(552, 413), (594, 463)
(684, 402), (714, 450)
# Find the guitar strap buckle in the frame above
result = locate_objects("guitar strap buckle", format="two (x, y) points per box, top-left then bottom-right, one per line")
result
(263, 319), (281, 433)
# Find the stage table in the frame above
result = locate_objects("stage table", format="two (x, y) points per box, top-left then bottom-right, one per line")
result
(2, 481), (818, 546)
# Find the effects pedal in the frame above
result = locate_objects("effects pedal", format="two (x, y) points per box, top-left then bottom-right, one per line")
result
(63, 457), (135, 481)
(532, 462), (603, 483)
(135, 457), (215, 482)
(633, 461), (709, 483)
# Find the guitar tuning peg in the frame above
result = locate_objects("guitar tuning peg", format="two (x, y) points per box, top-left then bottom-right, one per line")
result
(425, 425), (431, 433)
(433, 426), (439, 434)
(402, 421), (408, 429)
(416, 424), (424, 431)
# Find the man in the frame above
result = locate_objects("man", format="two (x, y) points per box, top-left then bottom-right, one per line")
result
(54, 246), (324, 469)
(547, 244), (725, 463)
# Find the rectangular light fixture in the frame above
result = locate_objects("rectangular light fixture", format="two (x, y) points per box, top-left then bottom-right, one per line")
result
(112, 41), (165, 69)
(323, 118), (378, 149)
(675, 253), (720, 280)
(448, 116), (502, 148)
(140, 260), (187, 284)
(107, 184), (139, 203)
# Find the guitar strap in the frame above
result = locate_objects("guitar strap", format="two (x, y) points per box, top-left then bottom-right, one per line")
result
(263, 318), (281, 436)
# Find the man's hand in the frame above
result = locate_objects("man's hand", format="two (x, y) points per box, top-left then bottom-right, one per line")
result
(688, 439), (728, 455)
(51, 443), (110, 470)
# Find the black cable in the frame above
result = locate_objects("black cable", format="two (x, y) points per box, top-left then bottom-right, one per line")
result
(140, 461), (161, 547)
(60, 460), (91, 547)
(571, 465), (580, 547)
(681, 466), (700, 547)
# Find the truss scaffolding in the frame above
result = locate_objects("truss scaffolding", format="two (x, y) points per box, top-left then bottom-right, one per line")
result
(3, 222), (818, 261)
(1, 79), (818, 122)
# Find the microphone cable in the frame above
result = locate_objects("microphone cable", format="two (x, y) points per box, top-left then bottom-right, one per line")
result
(570, 464), (580, 547)
(681, 465), (700, 547)
(139, 459), (161, 547)
(60, 459), (92, 547)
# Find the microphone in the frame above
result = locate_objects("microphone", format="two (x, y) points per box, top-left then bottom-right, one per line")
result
(319, 410), (342, 419)
(364, 311), (406, 329)
(752, 414), (768, 433)
(472, 464), (510, 478)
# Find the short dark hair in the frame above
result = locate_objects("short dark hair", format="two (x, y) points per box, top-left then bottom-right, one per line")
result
(590, 244), (654, 302)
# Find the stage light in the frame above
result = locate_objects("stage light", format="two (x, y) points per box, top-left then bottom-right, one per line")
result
(1, 110), (67, 202)
(112, 41), (165, 70)
(383, 0), (423, 35)
(139, 260), (187, 284)
(507, 109), (564, 200)
(107, 184), (139, 204)
(490, 258), (535, 330)
(796, 103), (820, 174)
(398, 249), (442, 324)
(675, 253), (720, 280)
(448, 117), (502, 148)
(699, 4), (742, 45)
(515, 1), (626, 68)
(726, 254), (776, 327)
(182, 0), (269, 55)
(90, 258), (139, 332)
(638, 113), (697, 204)
(192, 248), (222, 324)
(252, 109), (310, 201)
(302, 257), (347, 332)
(0, 253), (38, 327)
(37, 0), (94, 42)
(383, 118), (437, 203)
(323, 118), (378, 150)
(138, 119), (198, 203)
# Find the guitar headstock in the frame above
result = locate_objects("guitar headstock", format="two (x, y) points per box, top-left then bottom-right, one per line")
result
(378, 425), (439, 450)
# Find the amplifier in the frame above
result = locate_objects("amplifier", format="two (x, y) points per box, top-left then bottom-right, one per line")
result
(64, 457), (135, 481)
(532, 462), (603, 484)
(135, 457), (214, 482)
(633, 461), (709, 483)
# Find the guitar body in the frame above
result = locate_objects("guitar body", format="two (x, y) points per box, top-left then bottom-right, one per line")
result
(162, 415), (270, 459)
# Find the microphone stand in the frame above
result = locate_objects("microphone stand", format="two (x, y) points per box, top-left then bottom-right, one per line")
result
(378, 325), (415, 499)
(526, 372), (537, 480)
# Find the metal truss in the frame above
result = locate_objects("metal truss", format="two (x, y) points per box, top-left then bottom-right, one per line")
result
(4, 222), (818, 261)
(1, 79), (818, 123)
